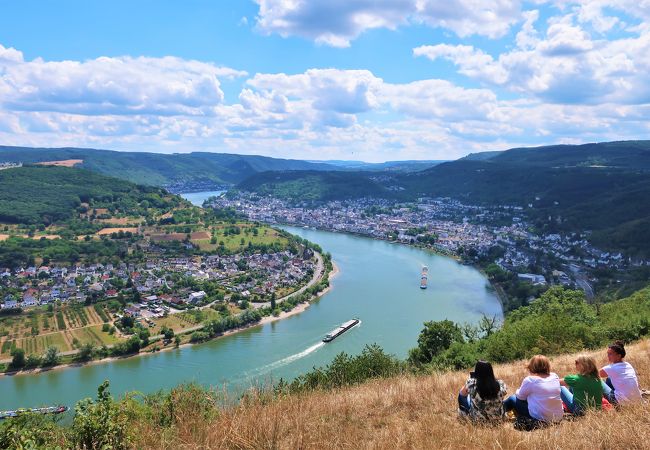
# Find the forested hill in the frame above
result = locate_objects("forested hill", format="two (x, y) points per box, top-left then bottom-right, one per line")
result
(0, 166), (179, 225)
(400, 141), (650, 256)
(236, 170), (390, 202)
(0, 146), (336, 189)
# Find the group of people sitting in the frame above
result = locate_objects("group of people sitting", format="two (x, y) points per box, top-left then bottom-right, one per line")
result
(458, 341), (643, 428)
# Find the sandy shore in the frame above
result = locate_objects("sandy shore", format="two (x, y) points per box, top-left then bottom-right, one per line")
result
(1, 261), (340, 378)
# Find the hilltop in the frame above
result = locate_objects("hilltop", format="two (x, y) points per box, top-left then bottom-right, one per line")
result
(135, 339), (650, 449)
(4, 339), (648, 449)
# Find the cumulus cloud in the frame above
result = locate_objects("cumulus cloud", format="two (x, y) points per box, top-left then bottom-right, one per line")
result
(415, 11), (650, 105)
(254, 0), (524, 47)
(0, 49), (248, 116)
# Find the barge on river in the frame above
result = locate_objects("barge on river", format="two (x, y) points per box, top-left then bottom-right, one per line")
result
(0, 405), (68, 420)
(323, 319), (360, 342)
(420, 265), (428, 289)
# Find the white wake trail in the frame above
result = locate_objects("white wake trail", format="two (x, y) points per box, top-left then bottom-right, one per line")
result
(249, 342), (325, 377)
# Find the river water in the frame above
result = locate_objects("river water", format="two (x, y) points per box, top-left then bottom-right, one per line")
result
(0, 202), (502, 410)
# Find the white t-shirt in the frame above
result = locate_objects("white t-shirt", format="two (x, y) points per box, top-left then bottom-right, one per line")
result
(603, 361), (642, 403)
(516, 373), (563, 422)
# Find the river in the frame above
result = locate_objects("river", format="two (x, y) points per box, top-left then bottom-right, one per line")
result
(180, 190), (226, 206)
(0, 198), (502, 410)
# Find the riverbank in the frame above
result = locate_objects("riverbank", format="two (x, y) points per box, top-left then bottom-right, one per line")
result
(0, 260), (339, 378)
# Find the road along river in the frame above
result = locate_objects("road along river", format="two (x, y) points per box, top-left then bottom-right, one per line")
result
(0, 226), (502, 410)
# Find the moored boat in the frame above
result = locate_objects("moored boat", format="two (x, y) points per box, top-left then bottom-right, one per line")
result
(323, 319), (360, 342)
(0, 405), (68, 420)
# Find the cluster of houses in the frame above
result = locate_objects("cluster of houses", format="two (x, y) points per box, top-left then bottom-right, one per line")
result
(0, 249), (316, 312)
(209, 193), (649, 295)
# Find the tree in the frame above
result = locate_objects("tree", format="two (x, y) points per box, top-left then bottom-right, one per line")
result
(174, 335), (181, 348)
(270, 292), (277, 310)
(161, 326), (174, 341)
(42, 346), (60, 367)
(10, 348), (25, 369)
(77, 343), (96, 362)
(408, 320), (464, 365)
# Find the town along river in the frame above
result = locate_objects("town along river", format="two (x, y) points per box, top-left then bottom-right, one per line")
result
(0, 226), (502, 410)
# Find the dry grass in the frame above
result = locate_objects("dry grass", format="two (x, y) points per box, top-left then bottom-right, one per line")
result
(133, 340), (650, 449)
(35, 159), (83, 167)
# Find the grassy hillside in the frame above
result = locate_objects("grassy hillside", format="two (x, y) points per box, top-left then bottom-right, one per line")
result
(4, 340), (648, 449)
(136, 341), (649, 449)
(0, 146), (336, 188)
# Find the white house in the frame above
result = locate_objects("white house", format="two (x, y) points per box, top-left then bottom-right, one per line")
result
(188, 291), (207, 304)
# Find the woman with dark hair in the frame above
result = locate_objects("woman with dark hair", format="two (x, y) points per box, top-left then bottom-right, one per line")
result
(458, 360), (508, 422)
(599, 340), (642, 405)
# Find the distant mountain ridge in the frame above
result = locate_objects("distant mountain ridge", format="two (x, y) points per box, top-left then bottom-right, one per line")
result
(307, 160), (446, 172)
(0, 146), (337, 189)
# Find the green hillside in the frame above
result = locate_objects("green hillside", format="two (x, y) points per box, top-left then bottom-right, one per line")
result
(0, 146), (336, 188)
(402, 141), (650, 256)
(0, 166), (178, 225)
(236, 170), (390, 202)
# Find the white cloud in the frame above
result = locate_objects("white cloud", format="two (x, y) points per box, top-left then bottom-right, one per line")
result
(415, 0), (522, 39)
(415, 12), (650, 105)
(0, 51), (247, 116)
(254, 0), (524, 47)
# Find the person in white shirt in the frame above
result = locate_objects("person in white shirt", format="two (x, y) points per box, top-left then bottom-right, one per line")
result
(503, 355), (564, 424)
(599, 340), (642, 405)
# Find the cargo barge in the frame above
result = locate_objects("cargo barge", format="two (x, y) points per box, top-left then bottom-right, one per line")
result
(0, 405), (68, 420)
(420, 265), (428, 289)
(322, 319), (360, 342)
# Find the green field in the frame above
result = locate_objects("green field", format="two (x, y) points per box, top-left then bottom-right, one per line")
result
(70, 325), (120, 346)
(1, 332), (69, 357)
(193, 224), (288, 252)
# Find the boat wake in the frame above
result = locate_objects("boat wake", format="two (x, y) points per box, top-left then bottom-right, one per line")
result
(246, 342), (326, 378)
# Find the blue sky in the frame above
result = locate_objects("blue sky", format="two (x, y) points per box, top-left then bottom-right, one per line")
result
(1, 0), (649, 161)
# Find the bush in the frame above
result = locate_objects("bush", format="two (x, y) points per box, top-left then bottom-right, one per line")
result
(25, 354), (42, 369)
(285, 344), (404, 392)
(0, 413), (66, 448)
(71, 381), (133, 449)
(408, 320), (464, 366)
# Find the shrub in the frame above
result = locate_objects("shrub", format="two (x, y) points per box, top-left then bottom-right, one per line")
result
(286, 344), (404, 392)
(71, 381), (133, 449)
(25, 354), (42, 369)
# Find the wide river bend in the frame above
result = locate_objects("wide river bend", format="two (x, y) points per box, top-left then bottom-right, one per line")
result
(0, 226), (502, 409)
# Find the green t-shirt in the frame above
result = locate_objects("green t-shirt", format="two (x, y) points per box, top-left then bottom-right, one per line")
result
(564, 374), (603, 409)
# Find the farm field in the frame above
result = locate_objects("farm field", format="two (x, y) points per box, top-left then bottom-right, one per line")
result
(70, 324), (120, 346)
(0, 304), (116, 358)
